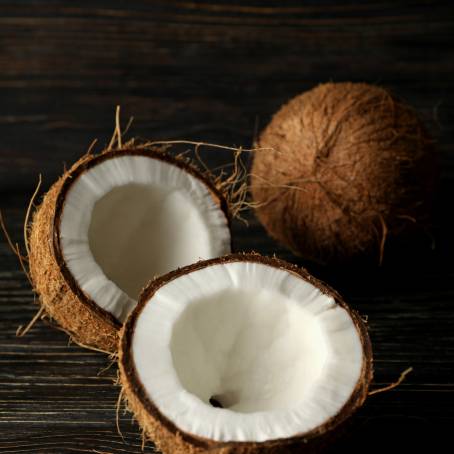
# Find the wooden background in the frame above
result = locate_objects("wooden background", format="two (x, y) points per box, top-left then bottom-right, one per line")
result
(1, 1), (453, 452)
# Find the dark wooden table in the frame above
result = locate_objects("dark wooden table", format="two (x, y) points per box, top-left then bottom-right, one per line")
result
(1, 1), (453, 452)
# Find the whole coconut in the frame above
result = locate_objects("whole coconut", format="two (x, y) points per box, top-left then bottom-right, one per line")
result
(251, 82), (437, 264)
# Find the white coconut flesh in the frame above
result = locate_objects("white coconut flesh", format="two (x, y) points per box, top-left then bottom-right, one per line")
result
(132, 261), (364, 442)
(59, 155), (231, 322)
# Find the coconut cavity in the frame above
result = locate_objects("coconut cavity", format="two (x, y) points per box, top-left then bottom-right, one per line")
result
(251, 82), (437, 264)
(29, 148), (231, 351)
(60, 153), (230, 322)
(170, 288), (329, 415)
(120, 254), (372, 453)
(88, 183), (214, 300)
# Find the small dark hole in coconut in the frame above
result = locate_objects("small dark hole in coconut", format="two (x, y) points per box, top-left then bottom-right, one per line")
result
(209, 396), (224, 408)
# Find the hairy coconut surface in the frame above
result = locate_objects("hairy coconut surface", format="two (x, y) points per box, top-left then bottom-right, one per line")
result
(28, 147), (232, 353)
(251, 82), (437, 264)
(119, 253), (373, 453)
(29, 173), (119, 352)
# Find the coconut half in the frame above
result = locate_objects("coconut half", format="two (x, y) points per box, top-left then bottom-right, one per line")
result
(29, 148), (231, 352)
(119, 253), (372, 453)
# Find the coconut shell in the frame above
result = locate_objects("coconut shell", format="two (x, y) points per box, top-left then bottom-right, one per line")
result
(119, 253), (373, 453)
(251, 82), (438, 264)
(28, 148), (230, 353)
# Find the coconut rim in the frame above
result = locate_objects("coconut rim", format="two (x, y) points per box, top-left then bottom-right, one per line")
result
(51, 147), (232, 329)
(120, 253), (373, 449)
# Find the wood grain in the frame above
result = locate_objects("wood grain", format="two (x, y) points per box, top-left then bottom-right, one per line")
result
(1, 1), (453, 452)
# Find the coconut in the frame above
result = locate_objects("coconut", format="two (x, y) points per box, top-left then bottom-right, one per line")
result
(251, 82), (437, 264)
(119, 253), (373, 453)
(28, 147), (232, 352)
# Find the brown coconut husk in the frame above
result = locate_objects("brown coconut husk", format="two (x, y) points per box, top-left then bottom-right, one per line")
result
(119, 253), (373, 454)
(6, 108), (254, 353)
(251, 82), (438, 265)
(28, 166), (120, 352)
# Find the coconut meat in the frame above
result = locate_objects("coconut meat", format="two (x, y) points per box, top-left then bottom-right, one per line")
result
(59, 155), (230, 322)
(132, 261), (364, 442)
